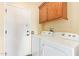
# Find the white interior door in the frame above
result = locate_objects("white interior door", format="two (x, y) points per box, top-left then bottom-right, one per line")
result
(5, 5), (16, 56)
(5, 5), (32, 56)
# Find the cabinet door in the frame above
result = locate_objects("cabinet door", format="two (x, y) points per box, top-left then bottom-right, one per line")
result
(56, 2), (63, 18)
(47, 2), (63, 21)
(62, 2), (67, 19)
(39, 3), (48, 23)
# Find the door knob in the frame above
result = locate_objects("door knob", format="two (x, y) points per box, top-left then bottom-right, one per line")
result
(27, 30), (29, 32)
(27, 34), (30, 36)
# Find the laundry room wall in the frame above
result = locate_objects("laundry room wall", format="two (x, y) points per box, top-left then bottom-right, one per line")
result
(41, 2), (79, 35)
(0, 3), (5, 56)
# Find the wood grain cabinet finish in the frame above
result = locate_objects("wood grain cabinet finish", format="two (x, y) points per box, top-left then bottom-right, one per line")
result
(39, 3), (48, 23)
(39, 2), (67, 23)
(47, 2), (63, 21)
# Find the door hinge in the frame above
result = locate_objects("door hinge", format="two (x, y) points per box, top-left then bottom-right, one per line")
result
(5, 52), (7, 56)
(5, 9), (7, 13)
(5, 30), (7, 34)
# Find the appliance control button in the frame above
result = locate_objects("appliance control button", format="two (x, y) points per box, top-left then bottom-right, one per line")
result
(72, 35), (76, 37)
(62, 34), (65, 36)
(68, 35), (71, 37)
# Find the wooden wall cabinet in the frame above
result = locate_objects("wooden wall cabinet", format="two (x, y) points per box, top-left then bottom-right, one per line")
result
(39, 2), (67, 23)
(39, 3), (48, 23)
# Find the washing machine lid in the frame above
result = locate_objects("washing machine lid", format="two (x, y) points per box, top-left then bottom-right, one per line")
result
(32, 31), (79, 48)
(41, 31), (79, 42)
(41, 36), (79, 48)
